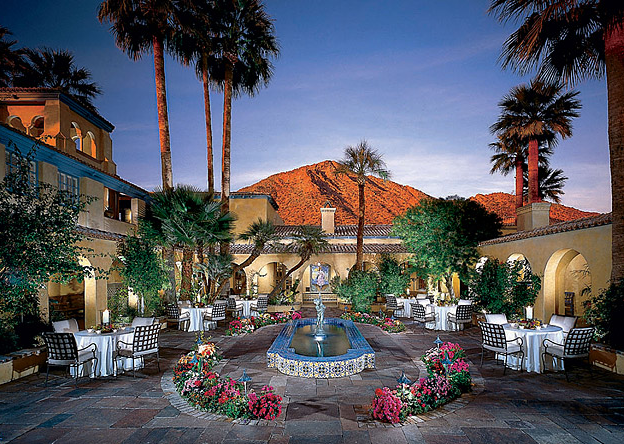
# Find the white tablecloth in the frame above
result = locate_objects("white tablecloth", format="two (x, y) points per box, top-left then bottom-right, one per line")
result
(502, 324), (565, 373)
(399, 298), (430, 318)
(181, 307), (211, 331)
(73, 329), (141, 377)
(425, 305), (458, 331)
(239, 300), (255, 318)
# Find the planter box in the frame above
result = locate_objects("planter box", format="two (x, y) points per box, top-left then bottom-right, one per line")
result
(590, 344), (623, 375)
(0, 347), (47, 386)
(268, 303), (301, 313)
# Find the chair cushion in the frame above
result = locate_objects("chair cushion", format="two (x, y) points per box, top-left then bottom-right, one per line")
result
(458, 299), (472, 305)
(485, 314), (508, 325)
(561, 316), (577, 333)
(132, 317), (155, 327)
(77, 349), (95, 363)
(52, 319), (79, 333)
(484, 343), (522, 354)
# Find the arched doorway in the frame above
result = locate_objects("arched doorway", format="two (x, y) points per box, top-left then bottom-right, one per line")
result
(231, 269), (247, 295)
(544, 249), (591, 320)
(256, 262), (291, 295)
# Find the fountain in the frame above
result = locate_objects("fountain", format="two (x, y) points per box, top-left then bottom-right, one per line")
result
(313, 266), (328, 341)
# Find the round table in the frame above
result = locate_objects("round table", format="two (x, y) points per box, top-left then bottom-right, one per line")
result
(181, 307), (211, 331)
(399, 298), (430, 318)
(73, 328), (140, 377)
(502, 324), (564, 373)
(237, 300), (256, 318)
(426, 305), (458, 331)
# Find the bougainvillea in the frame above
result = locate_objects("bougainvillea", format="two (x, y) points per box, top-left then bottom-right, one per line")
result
(226, 311), (302, 336)
(371, 387), (403, 423)
(340, 312), (406, 333)
(247, 385), (283, 420)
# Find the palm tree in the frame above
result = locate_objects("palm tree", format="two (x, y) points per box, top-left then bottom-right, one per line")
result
(13, 48), (102, 110)
(267, 225), (329, 300)
(489, 133), (554, 211)
(523, 166), (568, 204)
(488, 0), (624, 281)
(490, 80), (580, 205)
(98, 0), (179, 190)
(0, 26), (25, 87)
(334, 141), (390, 271)
(208, 0), (279, 229)
(140, 186), (233, 301)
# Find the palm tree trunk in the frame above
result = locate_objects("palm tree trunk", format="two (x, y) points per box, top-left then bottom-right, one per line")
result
(181, 246), (194, 301)
(515, 157), (524, 211)
(152, 36), (173, 190)
(202, 55), (214, 195)
(164, 246), (176, 304)
(197, 242), (208, 297)
(606, 27), (624, 282)
(268, 256), (308, 300)
(356, 182), (365, 271)
(527, 139), (539, 203)
(220, 63), (233, 255)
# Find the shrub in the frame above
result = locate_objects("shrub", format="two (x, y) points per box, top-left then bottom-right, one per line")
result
(371, 387), (403, 423)
(340, 312), (406, 333)
(247, 385), (283, 420)
(332, 270), (378, 312)
(378, 255), (410, 296)
(583, 279), (624, 349)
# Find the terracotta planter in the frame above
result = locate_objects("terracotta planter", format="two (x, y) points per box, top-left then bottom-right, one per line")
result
(590, 344), (623, 375)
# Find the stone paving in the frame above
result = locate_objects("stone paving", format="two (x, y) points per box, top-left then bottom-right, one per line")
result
(1, 307), (623, 443)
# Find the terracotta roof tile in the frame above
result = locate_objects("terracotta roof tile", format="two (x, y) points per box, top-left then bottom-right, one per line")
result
(231, 242), (407, 255)
(274, 224), (395, 238)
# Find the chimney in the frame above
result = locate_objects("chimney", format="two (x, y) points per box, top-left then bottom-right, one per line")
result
(321, 203), (336, 235)
(516, 202), (551, 231)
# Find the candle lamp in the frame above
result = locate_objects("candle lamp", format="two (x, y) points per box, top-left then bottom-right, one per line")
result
(102, 309), (110, 326)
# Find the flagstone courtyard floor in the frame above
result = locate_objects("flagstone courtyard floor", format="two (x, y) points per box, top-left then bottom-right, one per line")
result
(1, 307), (623, 444)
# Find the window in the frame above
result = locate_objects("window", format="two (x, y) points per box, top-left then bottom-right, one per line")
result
(6, 151), (37, 186)
(30, 116), (45, 137)
(58, 172), (79, 197)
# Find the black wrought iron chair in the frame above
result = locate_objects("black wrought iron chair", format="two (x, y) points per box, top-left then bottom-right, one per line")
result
(166, 305), (190, 331)
(226, 297), (243, 318)
(448, 304), (473, 332)
(385, 294), (405, 317)
(542, 327), (594, 381)
(250, 295), (268, 316)
(42, 332), (98, 387)
(478, 321), (524, 375)
(203, 302), (227, 331)
(114, 323), (161, 377)
(411, 302), (436, 331)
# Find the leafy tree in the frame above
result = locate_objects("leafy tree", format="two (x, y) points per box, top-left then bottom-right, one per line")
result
(523, 165), (568, 204)
(488, 0), (624, 282)
(332, 270), (378, 313)
(195, 252), (233, 303)
(377, 255), (410, 296)
(490, 80), (580, 205)
(335, 141), (390, 271)
(0, 144), (93, 348)
(392, 198), (502, 298)
(583, 279), (624, 349)
(12, 48), (102, 110)
(267, 225), (329, 300)
(98, 0), (179, 189)
(116, 234), (169, 316)
(469, 257), (541, 318)
(140, 186), (233, 301)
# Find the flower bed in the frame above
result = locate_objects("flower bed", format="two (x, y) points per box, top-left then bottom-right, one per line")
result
(371, 342), (471, 423)
(173, 333), (282, 420)
(226, 311), (302, 336)
(340, 312), (406, 333)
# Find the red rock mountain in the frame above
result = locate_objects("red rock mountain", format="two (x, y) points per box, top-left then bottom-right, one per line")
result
(238, 161), (599, 226)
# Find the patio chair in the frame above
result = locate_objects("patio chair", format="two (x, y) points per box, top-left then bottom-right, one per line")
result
(114, 323), (161, 378)
(385, 294), (405, 317)
(485, 313), (508, 325)
(250, 296), (268, 316)
(52, 318), (79, 333)
(427, 294), (435, 304)
(548, 314), (577, 338)
(42, 332), (98, 387)
(542, 327), (594, 382)
(411, 302), (436, 331)
(448, 303), (472, 332)
(478, 321), (524, 374)
(166, 305), (190, 331)
(226, 297), (243, 318)
(131, 317), (155, 327)
(203, 302), (227, 331)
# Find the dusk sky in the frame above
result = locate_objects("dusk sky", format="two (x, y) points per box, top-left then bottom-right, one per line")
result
(4, 0), (611, 213)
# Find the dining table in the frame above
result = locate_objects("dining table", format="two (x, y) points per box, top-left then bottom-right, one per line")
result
(235, 299), (257, 318)
(502, 324), (564, 373)
(426, 304), (458, 331)
(72, 328), (141, 377)
(397, 298), (430, 319)
(181, 307), (212, 332)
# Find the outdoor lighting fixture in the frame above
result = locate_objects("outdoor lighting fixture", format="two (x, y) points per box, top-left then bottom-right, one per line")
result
(434, 336), (443, 349)
(397, 371), (412, 385)
(238, 369), (252, 395)
(379, 309), (384, 318)
(344, 304), (348, 314)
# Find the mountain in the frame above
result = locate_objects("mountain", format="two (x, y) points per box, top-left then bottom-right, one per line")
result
(238, 161), (600, 226)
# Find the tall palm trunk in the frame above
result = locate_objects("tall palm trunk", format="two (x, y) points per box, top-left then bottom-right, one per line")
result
(220, 63), (233, 255)
(606, 27), (624, 282)
(181, 246), (194, 300)
(164, 246), (176, 303)
(153, 36), (173, 190)
(515, 156), (524, 225)
(527, 139), (539, 203)
(202, 55), (214, 195)
(356, 181), (365, 271)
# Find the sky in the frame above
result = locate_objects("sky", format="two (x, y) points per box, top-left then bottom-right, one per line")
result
(3, 0), (611, 213)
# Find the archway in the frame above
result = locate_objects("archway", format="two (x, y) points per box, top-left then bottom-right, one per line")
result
(543, 249), (592, 321)
(70, 122), (82, 151)
(7, 115), (25, 132)
(256, 262), (291, 295)
(400, 261), (427, 296)
(231, 269), (247, 295)
(83, 131), (96, 157)
(29, 116), (44, 137)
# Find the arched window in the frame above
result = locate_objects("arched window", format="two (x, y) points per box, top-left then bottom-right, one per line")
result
(83, 131), (96, 157)
(7, 115), (26, 133)
(70, 122), (82, 151)
(29, 116), (45, 137)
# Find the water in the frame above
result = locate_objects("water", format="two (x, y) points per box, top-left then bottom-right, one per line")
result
(289, 324), (351, 357)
